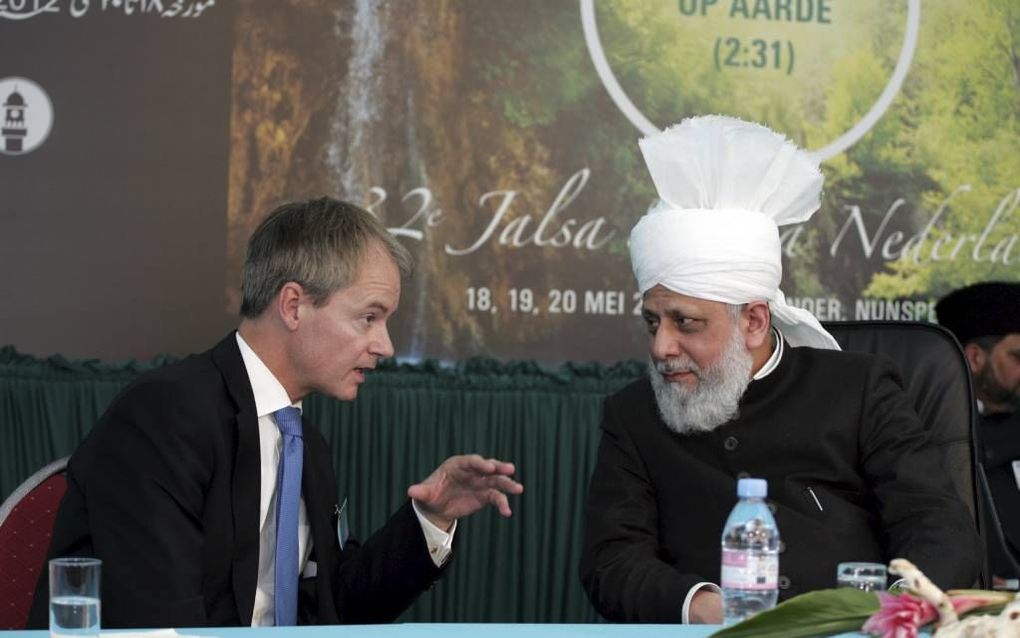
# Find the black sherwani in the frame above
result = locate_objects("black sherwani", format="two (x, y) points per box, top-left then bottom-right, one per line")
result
(979, 410), (1020, 576)
(580, 345), (981, 623)
(29, 333), (444, 628)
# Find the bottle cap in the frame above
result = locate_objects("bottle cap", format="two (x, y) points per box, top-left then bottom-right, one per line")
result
(737, 478), (768, 498)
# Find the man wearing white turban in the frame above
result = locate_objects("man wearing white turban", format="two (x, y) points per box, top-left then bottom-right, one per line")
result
(579, 116), (980, 624)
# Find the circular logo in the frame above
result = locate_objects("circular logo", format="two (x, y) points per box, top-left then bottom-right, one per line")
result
(580, 0), (920, 162)
(0, 76), (54, 156)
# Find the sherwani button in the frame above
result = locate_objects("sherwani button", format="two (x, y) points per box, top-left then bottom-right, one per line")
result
(778, 575), (791, 590)
(723, 436), (739, 451)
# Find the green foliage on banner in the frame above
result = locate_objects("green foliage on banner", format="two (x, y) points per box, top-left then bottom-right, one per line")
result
(475, 0), (1018, 304)
(865, 0), (1020, 297)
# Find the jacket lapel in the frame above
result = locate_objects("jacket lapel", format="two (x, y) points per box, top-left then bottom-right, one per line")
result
(211, 333), (261, 625)
(302, 437), (335, 557)
(301, 430), (342, 623)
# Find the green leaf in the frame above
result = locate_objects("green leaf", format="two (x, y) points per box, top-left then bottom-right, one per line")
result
(710, 589), (880, 638)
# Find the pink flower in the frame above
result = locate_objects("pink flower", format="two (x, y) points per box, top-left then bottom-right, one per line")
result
(948, 590), (1015, 616)
(863, 593), (938, 638)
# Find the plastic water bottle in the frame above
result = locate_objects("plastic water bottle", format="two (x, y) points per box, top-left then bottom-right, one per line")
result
(721, 478), (780, 625)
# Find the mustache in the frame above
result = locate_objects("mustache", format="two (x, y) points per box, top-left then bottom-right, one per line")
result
(655, 357), (701, 376)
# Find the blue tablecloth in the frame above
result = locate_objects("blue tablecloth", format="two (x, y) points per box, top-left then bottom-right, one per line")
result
(3, 624), (876, 637)
(184, 627), (719, 638)
(5, 626), (717, 638)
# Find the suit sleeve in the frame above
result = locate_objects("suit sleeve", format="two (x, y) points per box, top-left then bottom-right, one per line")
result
(296, 429), (445, 624)
(579, 396), (705, 622)
(858, 357), (982, 589)
(51, 380), (216, 628)
(331, 501), (446, 623)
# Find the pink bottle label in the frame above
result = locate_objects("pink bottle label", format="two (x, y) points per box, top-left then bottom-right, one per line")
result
(721, 549), (778, 590)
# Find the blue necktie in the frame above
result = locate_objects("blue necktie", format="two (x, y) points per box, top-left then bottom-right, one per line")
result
(273, 406), (303, 626)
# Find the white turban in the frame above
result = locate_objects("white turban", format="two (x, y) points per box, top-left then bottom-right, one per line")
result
(630, 116), (839, 350)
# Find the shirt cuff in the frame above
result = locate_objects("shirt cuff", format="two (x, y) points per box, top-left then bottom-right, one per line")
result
(411, 500), (456, 567)
(682, 582), (721, 624)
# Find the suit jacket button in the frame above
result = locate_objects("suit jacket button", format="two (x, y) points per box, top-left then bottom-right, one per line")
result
(723, 436), (739, 451)
(778, 575), (791, 590)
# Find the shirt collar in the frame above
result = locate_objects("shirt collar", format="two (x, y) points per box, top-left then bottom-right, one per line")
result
(752, 326), (784, 381)
(235, 331), (302, 418)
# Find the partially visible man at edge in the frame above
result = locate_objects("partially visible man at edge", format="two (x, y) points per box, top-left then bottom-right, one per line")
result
(579, 116), (981, 624)
(937, 281), (1020, 585)
(29, 197), (524, 628)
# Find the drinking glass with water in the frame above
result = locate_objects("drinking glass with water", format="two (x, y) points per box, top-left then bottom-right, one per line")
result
(836, 561), (887, 591)
(49, 557), (100, 638)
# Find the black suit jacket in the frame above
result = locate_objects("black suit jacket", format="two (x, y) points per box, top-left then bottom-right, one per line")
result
(29, 333), (444, 628)
(980, 410), (1020, 574)
(580, 345), (981, 623)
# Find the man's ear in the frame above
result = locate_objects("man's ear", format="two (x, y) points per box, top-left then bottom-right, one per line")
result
(742, 301), (771, 349)
(963, 342), (987, 376)
(276, 282), (305, 331)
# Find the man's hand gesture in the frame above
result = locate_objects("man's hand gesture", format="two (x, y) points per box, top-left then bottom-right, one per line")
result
(408, 454), (524, 531)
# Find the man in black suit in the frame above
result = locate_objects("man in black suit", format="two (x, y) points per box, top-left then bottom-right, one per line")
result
(579, 116), (980, 624)
(937, 282), (1020, 586)
(30, 197), (523, 628)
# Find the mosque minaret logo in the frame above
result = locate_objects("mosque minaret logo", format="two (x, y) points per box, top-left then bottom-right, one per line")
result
(3, 88), (28, 152)
(0, 77), (53, 156)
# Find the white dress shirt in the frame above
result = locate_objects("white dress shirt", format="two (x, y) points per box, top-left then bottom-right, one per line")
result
(235, 333), (455, 626)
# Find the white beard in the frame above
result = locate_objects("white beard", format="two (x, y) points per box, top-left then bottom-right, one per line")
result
(648, 325), (754, 435)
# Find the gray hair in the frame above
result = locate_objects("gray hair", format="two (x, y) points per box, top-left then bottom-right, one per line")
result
(240, 197), (412, 318)
(726, 302), (774, 332)
(649, 314), (754, 434)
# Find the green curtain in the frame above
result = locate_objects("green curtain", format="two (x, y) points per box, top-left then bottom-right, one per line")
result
(0, 346), (643, 623)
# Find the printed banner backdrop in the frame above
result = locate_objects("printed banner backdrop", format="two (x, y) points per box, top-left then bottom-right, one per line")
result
(1, 0), (235, 362)
(4, 0), (1019, 365)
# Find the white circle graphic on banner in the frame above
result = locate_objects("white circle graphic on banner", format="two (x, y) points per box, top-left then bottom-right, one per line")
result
(579, 0), (920, 162)
(0, 77), (54, 156)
